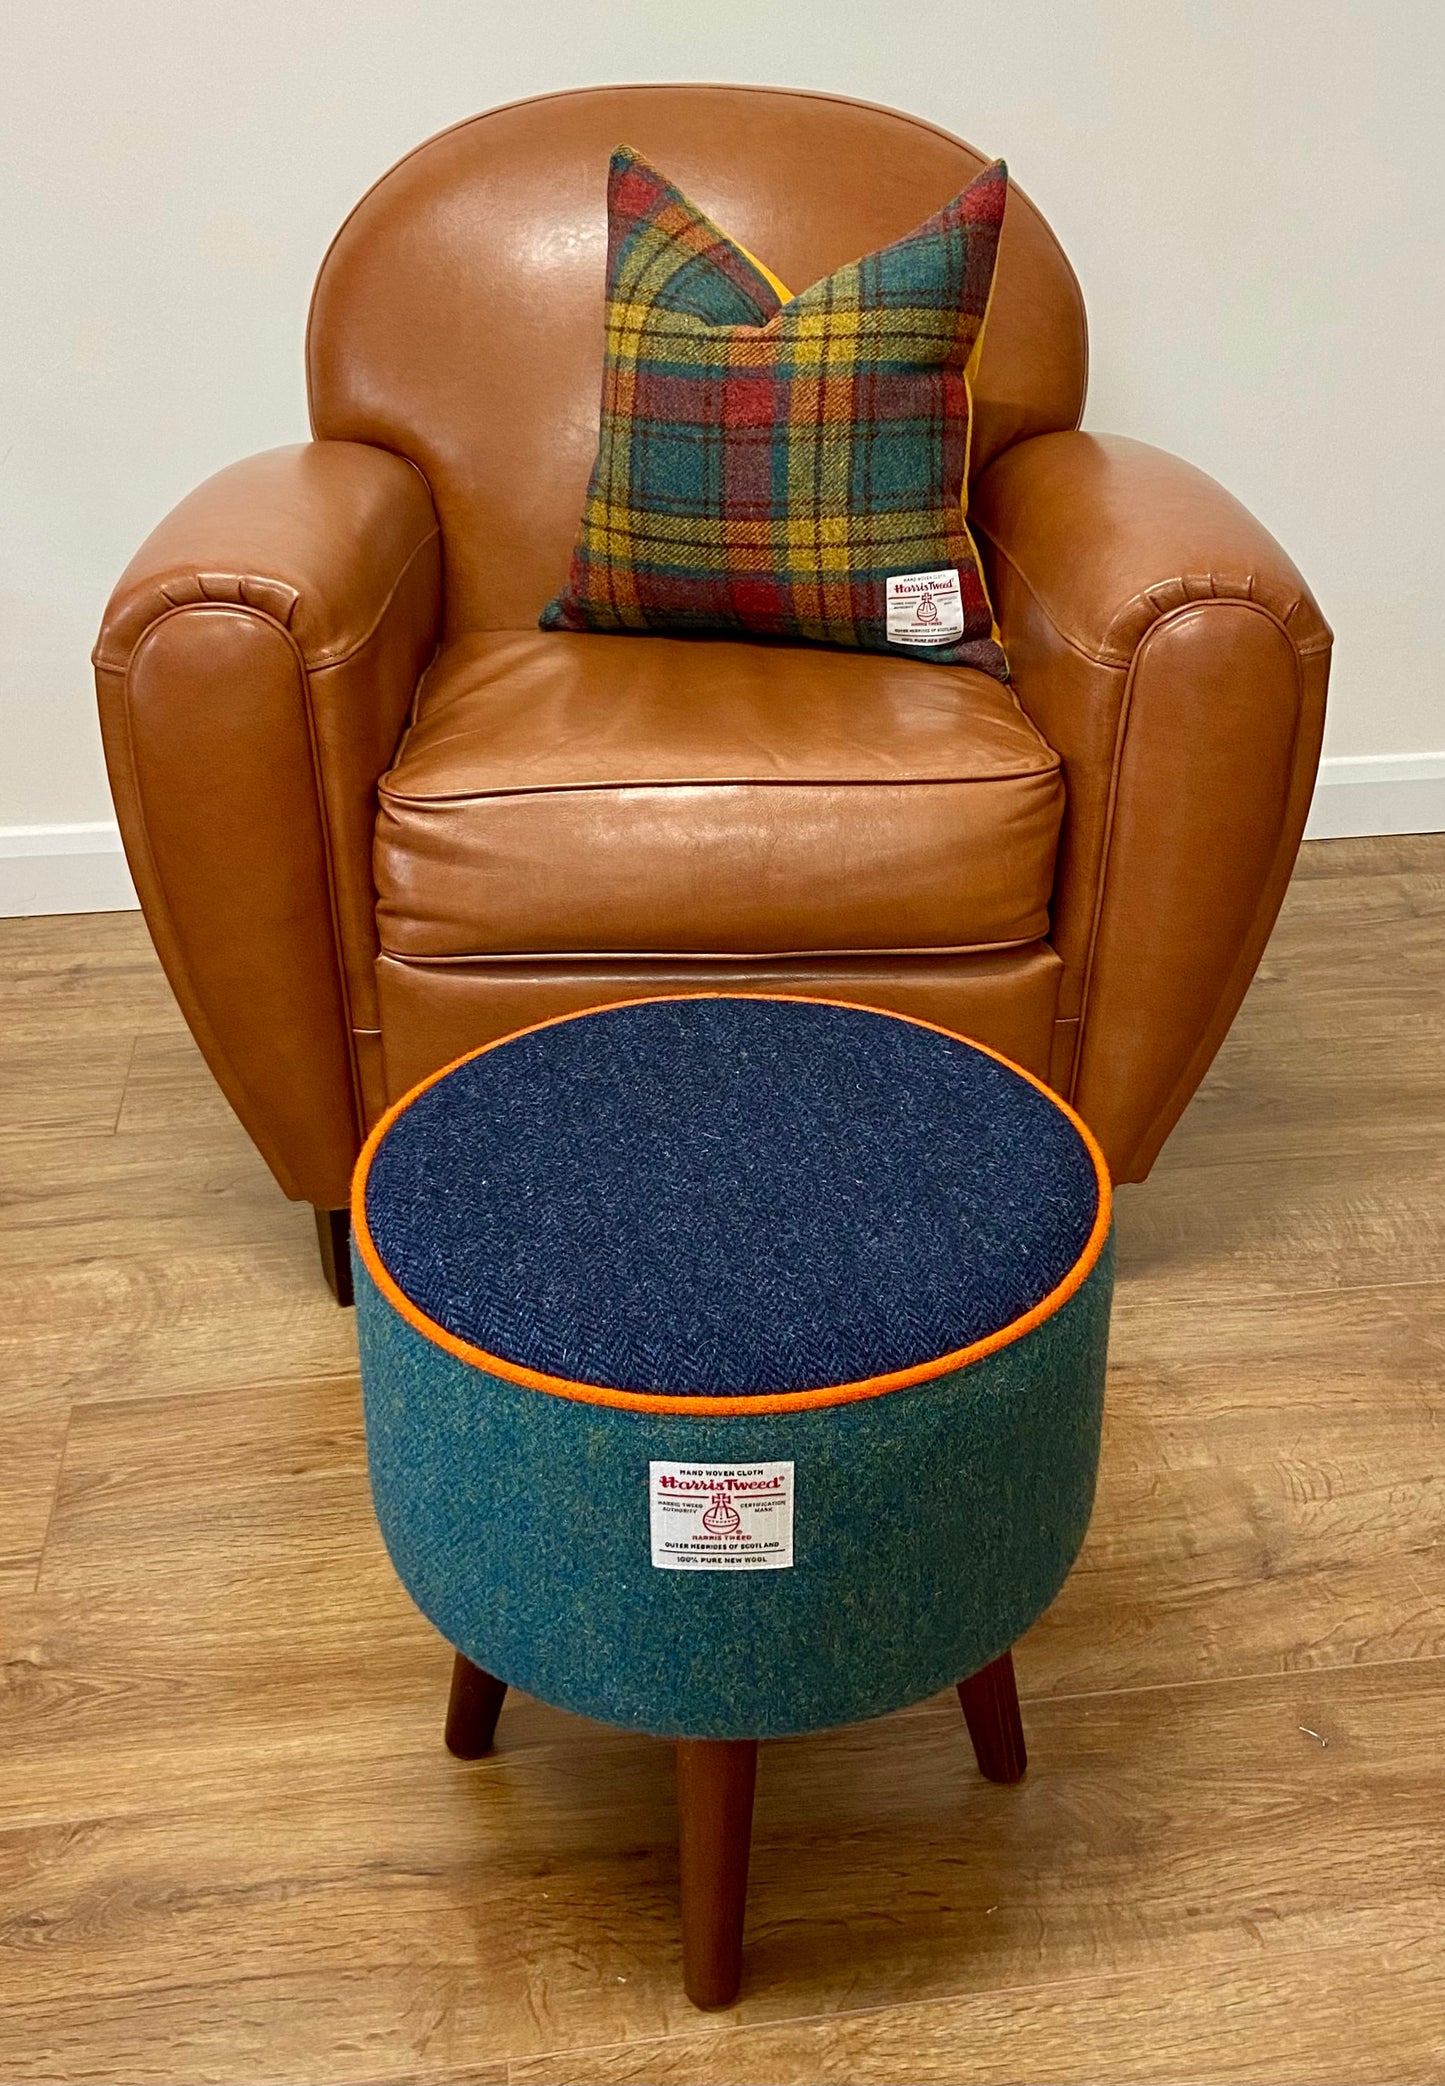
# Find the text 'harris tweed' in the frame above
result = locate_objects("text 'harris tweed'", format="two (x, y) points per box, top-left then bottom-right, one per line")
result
(541, 148), (1009, 676)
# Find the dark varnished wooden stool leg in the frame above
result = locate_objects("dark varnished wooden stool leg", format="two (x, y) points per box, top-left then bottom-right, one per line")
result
(445, 1653), (507, 1758)
(313, 1205), (354, 1307)
(956, 1647), (1028, 1783)
(676, 1738), (758, 2008)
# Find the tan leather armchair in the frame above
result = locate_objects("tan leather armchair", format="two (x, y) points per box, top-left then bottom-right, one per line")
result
(95, 85), (1331, 1297)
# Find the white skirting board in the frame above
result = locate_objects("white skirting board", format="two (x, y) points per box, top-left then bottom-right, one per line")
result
(0, 755), (1442, 917)
(0, 823), (139, 916)
(1301, 751), (1445, 841)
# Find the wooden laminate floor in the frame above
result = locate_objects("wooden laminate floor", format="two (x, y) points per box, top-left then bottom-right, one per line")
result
(2, 834), (1444, 2085)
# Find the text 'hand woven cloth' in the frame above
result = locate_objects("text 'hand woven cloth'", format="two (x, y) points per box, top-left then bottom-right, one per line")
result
(541, 151), (1009, 675)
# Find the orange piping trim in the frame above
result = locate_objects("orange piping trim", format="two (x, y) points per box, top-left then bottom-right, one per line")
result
(351, 994), (1113, 1418)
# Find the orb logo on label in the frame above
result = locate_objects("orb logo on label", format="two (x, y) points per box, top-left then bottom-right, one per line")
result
(701, 1489), (742, 1535)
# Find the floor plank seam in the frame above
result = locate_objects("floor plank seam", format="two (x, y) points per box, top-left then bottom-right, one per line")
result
(55, 1367), (366, 1417)
(502, 1925), (1405, 2079)
(1401, 1559), (1445, 1622)
(1016, 1643), (1445, 1711)
(109, 1031), (142, 1136)
(27, 1399), (76, 1595)
(1113, 1273), (1445, 1308)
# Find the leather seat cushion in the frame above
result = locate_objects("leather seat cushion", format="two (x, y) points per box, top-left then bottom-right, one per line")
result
(374, 631), (1063, 959)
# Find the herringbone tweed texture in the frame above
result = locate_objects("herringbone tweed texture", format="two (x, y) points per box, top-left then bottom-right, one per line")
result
(540, 148), (1009, 676)
(360, 997), (1100, 1396)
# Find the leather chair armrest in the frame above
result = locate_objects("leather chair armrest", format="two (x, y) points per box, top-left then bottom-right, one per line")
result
(94, 442), (442, 1207)
(972, 431), (1331, 1180)
(94, 441), (438, 676)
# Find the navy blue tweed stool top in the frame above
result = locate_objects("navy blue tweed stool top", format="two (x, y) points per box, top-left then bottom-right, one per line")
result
(353, 995), (1113, 1738)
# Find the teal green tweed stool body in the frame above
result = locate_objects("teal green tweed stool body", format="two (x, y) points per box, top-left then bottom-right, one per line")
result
(352, 994), (1112, 2007)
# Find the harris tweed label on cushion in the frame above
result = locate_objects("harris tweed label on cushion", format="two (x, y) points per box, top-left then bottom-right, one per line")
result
(540, 148), (1009, 677)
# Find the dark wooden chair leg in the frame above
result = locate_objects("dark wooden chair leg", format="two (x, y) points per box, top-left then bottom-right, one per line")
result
(445, 1653), (507, 1758)
(676, 1738), (758, 2009)
(956, 1647), (1028, 1783)
(313, 1205), (354, 1307)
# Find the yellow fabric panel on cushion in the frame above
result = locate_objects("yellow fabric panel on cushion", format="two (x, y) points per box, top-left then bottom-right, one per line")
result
(732, 238), (793, 306)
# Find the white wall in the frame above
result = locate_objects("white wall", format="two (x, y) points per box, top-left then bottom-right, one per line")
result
(3, 0), (1442, 904)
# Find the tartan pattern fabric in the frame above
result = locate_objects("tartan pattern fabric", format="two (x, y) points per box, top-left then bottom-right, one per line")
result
(540, 148), (1010, 677)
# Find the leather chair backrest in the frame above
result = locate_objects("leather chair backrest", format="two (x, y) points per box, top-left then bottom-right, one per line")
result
(308, 84), (1087, 638)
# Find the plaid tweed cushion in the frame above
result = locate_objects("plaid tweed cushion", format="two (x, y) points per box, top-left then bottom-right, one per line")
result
(540, 147), (1009, 677)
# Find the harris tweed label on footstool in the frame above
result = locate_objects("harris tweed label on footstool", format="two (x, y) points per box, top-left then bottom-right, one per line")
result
(650, 1461), (795, 1570)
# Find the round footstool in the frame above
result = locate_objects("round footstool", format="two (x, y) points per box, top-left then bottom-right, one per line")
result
(352, 995), (1112, 2005)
